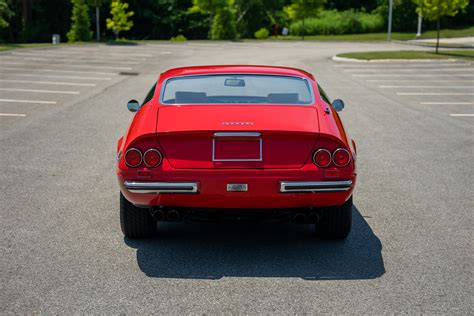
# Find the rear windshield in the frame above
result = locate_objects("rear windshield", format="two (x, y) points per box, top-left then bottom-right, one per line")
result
(161, 74), (313, 105)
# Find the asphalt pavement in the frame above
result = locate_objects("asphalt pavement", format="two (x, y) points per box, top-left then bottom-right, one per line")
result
(1, 41), (473, 314)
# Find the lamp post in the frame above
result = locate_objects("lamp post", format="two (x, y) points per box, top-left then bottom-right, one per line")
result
(387, 0), (393, 40)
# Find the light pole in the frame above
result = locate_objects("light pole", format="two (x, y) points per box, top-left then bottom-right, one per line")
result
(387, 0), (393, 40)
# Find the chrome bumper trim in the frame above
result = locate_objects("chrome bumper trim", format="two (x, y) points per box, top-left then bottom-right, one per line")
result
(124, 181), (199, 194)
(280, 181), (353, 193)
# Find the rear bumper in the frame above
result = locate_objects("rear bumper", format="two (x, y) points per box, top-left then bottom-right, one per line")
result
(124, 181), (199, 194)
(118, 171), (356, 208)
(280, 180), (353, 193)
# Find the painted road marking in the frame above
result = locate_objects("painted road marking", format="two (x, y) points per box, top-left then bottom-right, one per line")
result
(7, 74), (111, 80)
(11, 51), (153, 58)
(335, 63), (471, 68)
(366, 80), (474, 83)
(0, 99), (57, 104)
(0, 79), (96, 87)
(0, 88), (79, 95)
(0, 113), (27, 117)
(397, 92), (474, 96)
(421, 102), (474, 105)
(380, 85), (473, 89)
(345, 68), (474, 72)
(353, 74), (474, 77)
(6, 54), (146, 63)
(0, 61), (133, 71)
(0, 67), (116, 76)
(449, 114), (474, 117)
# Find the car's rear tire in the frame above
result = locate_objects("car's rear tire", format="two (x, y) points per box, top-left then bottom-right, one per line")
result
(315, 196), (352, 240)
(120, 192), (156, 238)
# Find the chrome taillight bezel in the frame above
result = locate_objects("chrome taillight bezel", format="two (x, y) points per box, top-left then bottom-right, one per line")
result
(143, 148), (163, 168)
(332, 148), (351, 167)
(312, 149), (332, 168)
(124, 148), (143, 167)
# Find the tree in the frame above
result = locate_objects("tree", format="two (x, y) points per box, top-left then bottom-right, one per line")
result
(416, 0), (469, 53)
(67, 0), (92, 42)
(190, 0), (231, 39)
(87, 0), (105, 41)
(0, 0), (13, 29)
(284, 0), (325, 40)
(106, 0), (134, 39)
(211, 6), (236, 39)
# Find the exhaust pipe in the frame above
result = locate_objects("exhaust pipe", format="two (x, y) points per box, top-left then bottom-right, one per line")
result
(151, 209), (164, 221)
(292, 213), (306, 224)
(167, 210), (180, 221)
(308, 212), (320, 223)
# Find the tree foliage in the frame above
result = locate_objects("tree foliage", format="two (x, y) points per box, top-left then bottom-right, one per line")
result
(284, 0), (325, 21)
(190, 0), (236, 39)
(67, 0), (92, 42)
(106, 0), (134, 39)
(415, 0), (469, 53)
(211, 6), (237, 39)
(0, 0), (13, 29)
(415, 0), (469, 21)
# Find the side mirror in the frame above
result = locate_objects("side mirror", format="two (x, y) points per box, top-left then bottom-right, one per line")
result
(332, 99), (345, 112)
(127, 99), (140, 112)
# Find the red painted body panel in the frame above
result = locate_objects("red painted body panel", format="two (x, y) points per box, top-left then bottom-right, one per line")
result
(116, 65), (357, 209)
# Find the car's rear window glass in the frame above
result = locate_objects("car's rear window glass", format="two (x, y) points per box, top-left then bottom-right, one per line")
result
(161, 74), (313, 105)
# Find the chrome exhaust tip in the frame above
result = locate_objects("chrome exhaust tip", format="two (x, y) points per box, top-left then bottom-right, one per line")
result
(151, 209), (165, 221)
(167, 210), (180, 221)
(292, 213), (307, 224)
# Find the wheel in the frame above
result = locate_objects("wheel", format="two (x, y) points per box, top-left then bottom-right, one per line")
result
(316, 196), (352, 240)
(120, 192), (156, 238)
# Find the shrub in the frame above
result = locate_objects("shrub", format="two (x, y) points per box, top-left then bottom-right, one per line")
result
(170, 34), (187, 41)
(289, 9), (384, 36)
(254, 27), (269, 39)
(67, 0), (92, 42)
(211, 7), (237, 40)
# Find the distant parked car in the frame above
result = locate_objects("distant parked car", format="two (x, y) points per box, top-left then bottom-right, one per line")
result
(117, 65), (357, 239)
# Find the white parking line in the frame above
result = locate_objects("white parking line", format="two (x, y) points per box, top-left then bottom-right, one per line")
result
(449, 114), (474, 117)
(397, 92), (474, 96)
(0, 67), (116, 75)
(421, 102), (474, 105)
(353, 74), (474, 77)
(11, 51), (153, 58)
(380, 85), (473, 89)
(345, 68), (474, 72)
(0, 113), (27, 117)
(0, 99), (57, 104)
(8, 74), (111, 80)
(6, 53), (146, 63)
(0, 88), (79, 95)
(335, 63), (471, 68)
(0, 79), (96, 87)
(0, 61), (133, 71)
(366, 79), (474, 83)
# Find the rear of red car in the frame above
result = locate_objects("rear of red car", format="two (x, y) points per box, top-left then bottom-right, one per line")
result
(117, 66), (356, 239)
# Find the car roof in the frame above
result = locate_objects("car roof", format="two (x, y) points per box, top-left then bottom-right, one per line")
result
(159, 65), (315, 81)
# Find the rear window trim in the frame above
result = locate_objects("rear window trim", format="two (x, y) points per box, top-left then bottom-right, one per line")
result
(159, 73), (315, 106)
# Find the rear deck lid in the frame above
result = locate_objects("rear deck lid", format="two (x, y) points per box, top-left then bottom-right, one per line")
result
(156, 105), (319, 169)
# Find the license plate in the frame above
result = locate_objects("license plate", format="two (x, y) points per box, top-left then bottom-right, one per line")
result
(227, 184), (248, 192)
(213, 138), (262, 161)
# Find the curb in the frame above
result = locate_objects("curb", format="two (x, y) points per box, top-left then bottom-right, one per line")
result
(331, 55), (460, 63)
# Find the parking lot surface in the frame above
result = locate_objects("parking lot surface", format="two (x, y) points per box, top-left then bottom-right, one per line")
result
(0, 42), (473, 314)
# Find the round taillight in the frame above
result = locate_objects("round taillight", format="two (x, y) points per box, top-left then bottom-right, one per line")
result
(332, 148), (351, 167)
(124, 148), (142, 167)
(143, 149), (163, 167)
(313, 149), (332, 167)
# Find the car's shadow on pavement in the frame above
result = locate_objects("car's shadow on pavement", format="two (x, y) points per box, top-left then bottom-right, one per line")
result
(124, 206), (385, 280)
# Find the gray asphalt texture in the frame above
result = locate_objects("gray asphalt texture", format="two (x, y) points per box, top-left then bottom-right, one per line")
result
(1, 42), (473, 314)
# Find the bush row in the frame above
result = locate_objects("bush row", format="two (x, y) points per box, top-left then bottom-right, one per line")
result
(289, 10), (385, 36)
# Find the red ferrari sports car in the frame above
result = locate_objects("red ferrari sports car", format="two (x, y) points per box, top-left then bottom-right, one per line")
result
(117, 65), (356, 239)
